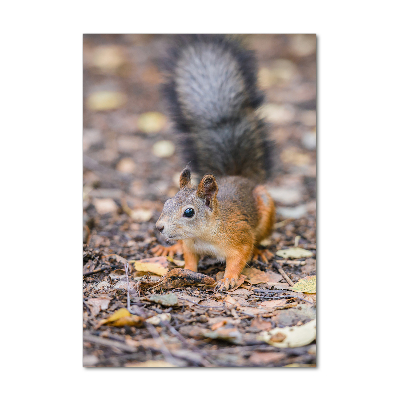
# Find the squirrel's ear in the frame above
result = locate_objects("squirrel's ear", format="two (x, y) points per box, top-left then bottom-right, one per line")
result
(197, 175), (218, 209)
(179, 168), (191, 189)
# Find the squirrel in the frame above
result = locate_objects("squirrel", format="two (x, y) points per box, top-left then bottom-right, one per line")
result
(152, 35), (276, 290)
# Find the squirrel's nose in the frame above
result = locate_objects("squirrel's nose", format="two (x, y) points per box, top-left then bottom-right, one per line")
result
(156, 224), (164, 233)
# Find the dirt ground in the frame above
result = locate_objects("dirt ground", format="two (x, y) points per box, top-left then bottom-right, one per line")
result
(83, 34), (316, 367)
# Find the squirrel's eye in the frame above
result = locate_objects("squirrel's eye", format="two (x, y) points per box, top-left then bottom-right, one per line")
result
(183, 208), (195, 218)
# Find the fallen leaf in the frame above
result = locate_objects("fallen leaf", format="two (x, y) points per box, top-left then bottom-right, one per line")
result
(248, 351), (285, 365)
(152, 140), (175, 158)
(146, 313), (171, 325)
(137, 112), (167, 134)
(86, 91), (127, 111)
(224, 295), (238, 308)
(251, 317), (273, 331)
(259, 299), (288, 311)
(108, 269), (127, 281)
(258, 319), (316, 348)
(272, 304), (316, 326)
(86, 296), (111, 316)
(211, 320), (227, 331)
(126, 360), (176, 367)
(204, 328), (242, 344)
(134, 257), (169, 276)
(97, 308), (144, 328)
(166, 256), (185, 267)
(291, 275), (316, 293)
(276, 247), (313, 259)
(242, 267), (270, 284)
(148, 293), (179, 307)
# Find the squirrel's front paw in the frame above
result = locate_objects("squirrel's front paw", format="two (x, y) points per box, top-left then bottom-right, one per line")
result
(215, 277), (237, 291)
(151, 242), (183, 258)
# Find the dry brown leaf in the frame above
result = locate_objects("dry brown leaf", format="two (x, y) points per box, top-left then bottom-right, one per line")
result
(86, 296), (111, 316)
(242, 268), (270, 284)
(251, 317), (273, 331)
(211, 320), (227, 331)
(248, 351), (285, 365)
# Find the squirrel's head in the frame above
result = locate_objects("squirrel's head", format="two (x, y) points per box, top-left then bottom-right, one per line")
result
(155, 168), (218, 241)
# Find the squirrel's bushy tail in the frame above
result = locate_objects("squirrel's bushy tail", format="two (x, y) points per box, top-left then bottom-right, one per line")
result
(162, 34), (274, 183)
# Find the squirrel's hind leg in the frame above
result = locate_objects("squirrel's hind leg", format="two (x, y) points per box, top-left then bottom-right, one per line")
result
(151, 241), (183, 258)
(252, 247), (274, 264)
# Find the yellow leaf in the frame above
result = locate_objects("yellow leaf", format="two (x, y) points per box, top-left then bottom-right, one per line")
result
(97, 308), (143, 328)
(291, 275), (316, 294)
(134, 257), (169, 276)
(105, 308), (130, 322)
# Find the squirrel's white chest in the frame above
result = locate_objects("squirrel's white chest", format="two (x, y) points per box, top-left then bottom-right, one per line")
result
(185, 239), (226, 260)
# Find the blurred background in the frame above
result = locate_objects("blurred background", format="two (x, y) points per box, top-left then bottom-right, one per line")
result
(83, 34), (316, 261)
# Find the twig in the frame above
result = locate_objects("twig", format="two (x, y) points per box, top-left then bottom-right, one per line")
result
(83, 265), (119, 276)
(178, 296), (225, 309)
(145, 322), (177, 364)
(124, 263), (145, 316)
(273, 261), (294, 286)
(162, 321), (213, 367)
(83, 333), (138, 353)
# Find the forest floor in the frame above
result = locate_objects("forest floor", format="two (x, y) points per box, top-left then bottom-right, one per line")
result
(83, 34), (317, 367)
